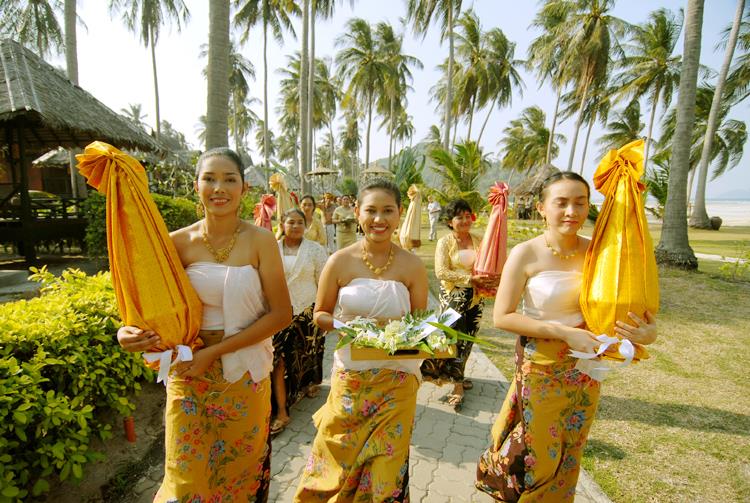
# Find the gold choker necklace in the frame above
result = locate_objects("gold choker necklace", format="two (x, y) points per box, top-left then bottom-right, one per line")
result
(362, 244), (395, 276)
(544, 234), (579, 260)
(202, 222), (241, 263)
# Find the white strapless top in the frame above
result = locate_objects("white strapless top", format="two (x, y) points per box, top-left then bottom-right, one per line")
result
(186, 262), (273, 383)
(333, 278), (422, 377)
(522, 270), (584, 327)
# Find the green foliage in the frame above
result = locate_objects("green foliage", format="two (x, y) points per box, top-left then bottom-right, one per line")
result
(0, 268), (152, 501)
(337, 177), (359, 197)
(507, 220), (544, 246)
(82, 192), (199, 257)
(429, 141), (490, 211)
(643, 158), (670, 218)
(390, 147), (425, 199)
(719, 243), (750, 281)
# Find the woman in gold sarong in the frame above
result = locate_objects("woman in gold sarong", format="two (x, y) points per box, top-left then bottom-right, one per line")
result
(332, 194), (358, 249)
(476, 172), (657, 502)
(294, 179), (429, 502)
(116, 148), (292, 502)
(301, 195), (328, 248)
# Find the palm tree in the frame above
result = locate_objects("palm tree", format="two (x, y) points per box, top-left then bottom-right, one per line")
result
(499, 106), (565, 186)
(429, 140), (489, 210)
(109, 0), (190, 141)
(390, 146), (425, 197)
(234, 0), (298, 178)
(313, 57), (341, 172)
(548, 0), (630, 171)
(121, 103), (150, 130)
(339, 109), (362, 178)
(690, 0), (746, 228)
(206, 0), (230, 148)
(375, 21), (422, 169)
(1, 0), (63, 57)
(726, 11), (750, 103)
(655, 0), (703, 270)
(299, 0), (310, 191)
(64, 0), (77, 83)
(336, 18), (390, 174)
(392, 110), (415, 151)
(406, 0), (463, 149)
(613, 7), (683, 171)
(527, 1), (574, 164)
(596, 100), (644, 156)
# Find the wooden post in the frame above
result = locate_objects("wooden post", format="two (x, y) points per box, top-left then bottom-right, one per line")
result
(17, 125), (37, 265)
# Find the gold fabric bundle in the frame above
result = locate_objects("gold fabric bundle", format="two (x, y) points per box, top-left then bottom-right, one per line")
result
(269, 172), (294, 221)
(398, 184), (422, 250)
(580, 139), (658, 362)
(76, 141), (203, 365)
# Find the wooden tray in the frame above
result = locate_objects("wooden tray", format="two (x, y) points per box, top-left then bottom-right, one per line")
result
(350, 344), (457, 360)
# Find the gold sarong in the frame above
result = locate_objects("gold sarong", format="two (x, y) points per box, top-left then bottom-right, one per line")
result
(294, 368), (418, 502)
(155, 353), (272, 502)
(476, 338), (600, 502)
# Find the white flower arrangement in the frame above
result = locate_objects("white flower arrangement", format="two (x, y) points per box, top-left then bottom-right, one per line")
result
(333, 308), (486, 356)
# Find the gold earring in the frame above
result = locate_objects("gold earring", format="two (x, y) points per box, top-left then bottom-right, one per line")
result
(196, 202), (204, 218)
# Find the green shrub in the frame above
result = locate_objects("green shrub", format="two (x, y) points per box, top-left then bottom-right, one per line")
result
(82, 192), (199, 257)
(0, 268), (153, 501)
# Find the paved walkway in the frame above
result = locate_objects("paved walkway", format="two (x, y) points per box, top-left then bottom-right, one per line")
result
(133, 336), (610, 503)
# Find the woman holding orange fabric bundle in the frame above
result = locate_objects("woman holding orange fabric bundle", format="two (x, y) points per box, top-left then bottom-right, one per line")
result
(475, 172), (656, 502)
(116, 147), (292, 502)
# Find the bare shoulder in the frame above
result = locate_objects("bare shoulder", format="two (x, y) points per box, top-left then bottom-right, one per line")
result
(169, 222), (200, 250)
(509, 236), (542, 261)
(395, 246), (425, 270)
(245, 221), (275, 245)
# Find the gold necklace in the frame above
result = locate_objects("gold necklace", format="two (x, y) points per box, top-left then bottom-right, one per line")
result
(202, 222), (241, 263)
(362, 244), (395, 276)
(544, 234), (579, 260)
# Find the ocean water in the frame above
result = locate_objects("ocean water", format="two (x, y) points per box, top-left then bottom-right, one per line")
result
(703, 200), (750, 226)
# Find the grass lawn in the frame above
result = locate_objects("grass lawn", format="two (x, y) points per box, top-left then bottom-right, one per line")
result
(411, 215), (750, 502)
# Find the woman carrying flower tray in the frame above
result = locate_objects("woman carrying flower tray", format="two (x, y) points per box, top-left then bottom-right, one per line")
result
(294, 178), (429, 502)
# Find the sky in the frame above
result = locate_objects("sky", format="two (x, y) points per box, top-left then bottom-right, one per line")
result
(47, 0), (749, 198)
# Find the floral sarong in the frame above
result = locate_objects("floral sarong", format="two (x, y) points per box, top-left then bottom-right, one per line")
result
(476, 337), (600, 502)
(294, 368), (418, 502)
(154, 360), (272, 502)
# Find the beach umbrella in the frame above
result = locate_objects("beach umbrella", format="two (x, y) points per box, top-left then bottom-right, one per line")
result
(254, 193), (276, 231)
(474, 182), (509, 298)
(76, 142), (203, 382)
(580, 139), (658, 363)
(399, 184), (422, 250)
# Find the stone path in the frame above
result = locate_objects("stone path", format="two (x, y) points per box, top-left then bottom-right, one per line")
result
(133, 335), (611, 503)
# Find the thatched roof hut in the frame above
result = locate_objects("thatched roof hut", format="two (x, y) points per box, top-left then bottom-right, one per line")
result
(31, 147), (69, 169)
(512, 164), (560, 198)
(0, 39), (161, 154)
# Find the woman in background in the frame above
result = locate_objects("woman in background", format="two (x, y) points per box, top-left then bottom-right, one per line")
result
(301, 195), (327, 248)
(332, 194), (357, 250)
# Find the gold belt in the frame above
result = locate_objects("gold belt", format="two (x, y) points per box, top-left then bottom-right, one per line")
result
(199, 329), (224, 347)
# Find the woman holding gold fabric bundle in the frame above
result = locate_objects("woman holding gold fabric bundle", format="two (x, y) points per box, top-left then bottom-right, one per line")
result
(421, 198), (498, 411)
(476, 172), (656, 502)
(332, 194), (358, 249)
(300, 194), (328, 248)
(116, 147), (292, 502)
(294, 179), (429, 502)
(270, 207), (328, 435)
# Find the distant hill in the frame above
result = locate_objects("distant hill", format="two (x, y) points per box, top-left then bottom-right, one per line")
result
(712, 189), (750, 201)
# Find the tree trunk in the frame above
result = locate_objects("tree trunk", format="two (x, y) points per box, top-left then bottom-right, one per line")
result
(64, 0), (85, 199)
(307, 6), (316, 190)
(206, 0), (230, 149)
(233, 92), (241, 153)
(687, 165), (697, 215)
(579, 116), (595, 174)
(388, 97), (395, 170)
(443, 1), (454, 150)
(299, 0), (310, 192)
(263, 20), (270, 178)
(149, 27), (161, 140)
(545, 87), (561, 164)
(655, 0), (703, 270)
(365, 91), (373, 172)
(689, 0), (745, 229)
(566, 83), (590, 171)
(466, 93), (476, 142)
(476, 96), (496, 145)
(644, 86), (661, 172)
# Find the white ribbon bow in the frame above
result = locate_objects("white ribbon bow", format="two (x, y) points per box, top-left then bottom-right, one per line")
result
(144, 344), (194, 385)
(569, 335), (635, 381)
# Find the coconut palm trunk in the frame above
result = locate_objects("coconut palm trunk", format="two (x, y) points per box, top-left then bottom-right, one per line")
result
(64, 0), (84, 199)
(466, 94), (476, 142)
(444, 2), (455, 150)
(476, 96), (496, 144)
(263, 19), (270, 177)
(307, 5), (316, 183)
(545, 87), (561, 164)
(149, 27), (161, 140)
(567, 82), (590, 171)
(299, 0), (310, 191)
(579, 117), (595, 174)
(365, 91), (373, 170)
(689, 0), (745, 228)
(206, 0), (230, 149)
(655, 0), (703, 269)
(644, 86), (661, 172)
(388, 98), (395, 169)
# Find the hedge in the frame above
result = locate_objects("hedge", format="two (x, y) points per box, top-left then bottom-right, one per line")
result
(82, 192), (199, 257)
(0, 268), (153, 502)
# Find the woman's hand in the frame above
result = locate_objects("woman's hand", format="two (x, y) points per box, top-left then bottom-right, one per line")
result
(174, 347), (218, 378)
(117, 326), (160, 352)
(615, 311), (657, 345)
(563, 327), (600, 354)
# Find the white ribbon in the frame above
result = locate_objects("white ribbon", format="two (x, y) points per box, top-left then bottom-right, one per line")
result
(144, 344), (194, 385)
(569, 335), (635, 381)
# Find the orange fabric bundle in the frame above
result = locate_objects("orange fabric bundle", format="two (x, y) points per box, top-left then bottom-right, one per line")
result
(580, 139), (658, 362)
(76, 141), (203, 368)
(253, 193), (276, 231)
(474, 182), (509, 298)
